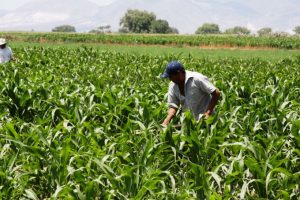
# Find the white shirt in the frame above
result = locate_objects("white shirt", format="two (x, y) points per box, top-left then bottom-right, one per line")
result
(167, 70), (216, 120)
(0, 47), (13, 64)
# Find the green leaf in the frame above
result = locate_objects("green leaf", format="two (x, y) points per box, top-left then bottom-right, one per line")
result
(25, 189), (39, 200)
(5, 123), (20, 140)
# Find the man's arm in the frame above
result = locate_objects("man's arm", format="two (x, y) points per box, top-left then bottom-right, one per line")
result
(9, 47), (15, 61)
(162, 83), (180, 127)
(205, 89), (221, 119)
(162, 107), (177, 127)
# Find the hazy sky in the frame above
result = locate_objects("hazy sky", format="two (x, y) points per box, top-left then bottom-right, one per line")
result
(1, 0), (117, 10)
(1, 0), (298, 33)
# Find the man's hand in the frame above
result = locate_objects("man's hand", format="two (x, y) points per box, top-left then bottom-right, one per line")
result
(204, 111), (211, 119)
(161, 120), (169, 128)
(204, 89), (220, 119)
(161, 119), (170, 127)
(162, 107), (177, 127)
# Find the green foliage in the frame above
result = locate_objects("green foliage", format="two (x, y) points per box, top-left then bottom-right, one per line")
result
(150, 19), (169, 33)
(225, 26), (251, 35)
(120, 9), (156, 33)
(119, 10), (176, 34)
(257, 27), (272, 36)
(168, 27), (179, 34)
(118, 27), (130, 33)
(52, 25), (76, 33)
(273, 31), (290, 37)
(89, 25), (111, 34)
(3, 32), (300, 49)
(150, 19), (177, 34)
(195, 23), (221, 34)
(293, 26), (300, 35)
(0, 45), (299, 199)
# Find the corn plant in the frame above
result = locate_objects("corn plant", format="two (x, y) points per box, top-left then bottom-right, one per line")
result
(0, 47), (299, 199)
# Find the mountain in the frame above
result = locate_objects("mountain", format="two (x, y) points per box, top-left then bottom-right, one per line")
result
(95, 0), (300, 33)
(94, 0), (259, 33)
(0, 0), (299, 33)
(0, 0), (100, 32)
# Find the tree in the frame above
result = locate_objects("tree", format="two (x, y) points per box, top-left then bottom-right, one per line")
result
(257, 27), (272, 36)
(120, 9), (156, 33)
(225, 26), (251, 35)
(168, 27), (179, 34)
(52, 25), (76, 32)
(293, 26), (300, 35)
(118, 27), (129, 33)
(151, 19), (178, 34)
(195, 23), (221, 34)
(89, 25), (111, 34)
(272, 31), (289, 37)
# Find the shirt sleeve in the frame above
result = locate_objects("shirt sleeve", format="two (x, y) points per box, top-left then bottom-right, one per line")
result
(8, 47), (13, 59)
(195, 75), (216, 94)
(167, 83), (180, 109)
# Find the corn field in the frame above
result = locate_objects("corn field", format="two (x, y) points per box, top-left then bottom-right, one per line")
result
(0, 47), (300, 199)
(3, 32), (300, 49)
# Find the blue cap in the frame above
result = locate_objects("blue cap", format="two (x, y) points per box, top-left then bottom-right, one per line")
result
(161, 61), (184, 78)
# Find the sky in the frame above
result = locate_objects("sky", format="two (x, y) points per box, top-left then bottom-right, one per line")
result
(1, 0), (117, 10)
(1, 0), (299, 33)
(1, 0), (31, 9)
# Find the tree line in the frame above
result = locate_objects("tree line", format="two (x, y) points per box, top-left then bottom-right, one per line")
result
(52, 9), (300, 36)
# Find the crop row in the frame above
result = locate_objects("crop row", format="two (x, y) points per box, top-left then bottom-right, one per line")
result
(2, 32), (300, 49)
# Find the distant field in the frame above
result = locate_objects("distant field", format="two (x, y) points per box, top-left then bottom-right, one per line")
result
(2, 31), (300, 49)
(10, 41), (300, 61)
(2, 32), (299, 61)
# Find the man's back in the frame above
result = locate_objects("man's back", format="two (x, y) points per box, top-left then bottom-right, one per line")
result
(168, 70), (216, 120)
(0, 47), (13, 64)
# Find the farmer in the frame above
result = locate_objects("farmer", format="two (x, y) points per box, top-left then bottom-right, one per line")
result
(161, 60), (220, 126)
(0, 38), (14, 64)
